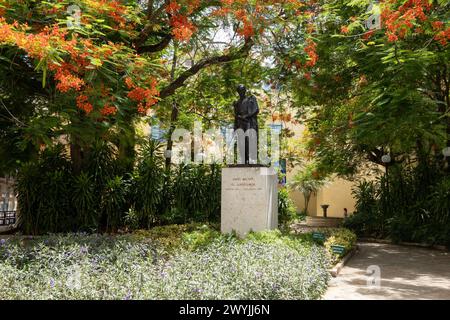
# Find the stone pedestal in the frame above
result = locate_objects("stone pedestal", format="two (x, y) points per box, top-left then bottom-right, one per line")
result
(221, 166), (278, 237)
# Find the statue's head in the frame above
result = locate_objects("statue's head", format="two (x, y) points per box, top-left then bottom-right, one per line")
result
(237, 84), (247, 97)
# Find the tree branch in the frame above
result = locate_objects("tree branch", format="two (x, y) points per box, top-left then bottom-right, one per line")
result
(134, 0), (223, 53)
(159, 38), (254, 99)
(137, 34), (172, 54)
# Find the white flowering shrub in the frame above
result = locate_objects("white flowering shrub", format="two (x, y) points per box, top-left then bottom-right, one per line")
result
(0, 232), (330, 300)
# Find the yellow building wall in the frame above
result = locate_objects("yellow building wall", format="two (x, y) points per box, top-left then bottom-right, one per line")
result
(315, 178), (356, 217)
(280, 120), (358, 218)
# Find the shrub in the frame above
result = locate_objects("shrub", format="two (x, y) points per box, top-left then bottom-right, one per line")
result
(72, 172), (97, 230)
(15, 142), (125, 234)
(101, 176), (130, 233)
(131, 223), (221, 252)
(15, 139), (223, 234)
(168, 164), (221, 225)
(15, 146), (73, 235)
(278, 187), (298, 226)
(344, 165), (450, 247)
(132, 141), (165, 228)
(0, 233), (330, 300)
(343, 181), (381, 238)
(181, 225), (222, 251)
(154, 240), (329, 300)
(322, 228), (357, 265)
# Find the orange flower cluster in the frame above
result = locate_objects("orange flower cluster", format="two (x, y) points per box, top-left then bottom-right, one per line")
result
(0, 20), (65, 60)
(381, 0), (448, 45)
(431, 20), (449, 46)
(0, 20), (88, 92)
(76, 95), (94, 114)
(100, 104), (117, 116)
(165, 0), (199, 42)
(435, 27), (450, 46)
(54, 68), (85, 92)
(234, 9), (255, 38)
(171, 15), (197, 42)
(82, 0), (128, 25)
(382, 0), (431, 42)
(283, 38), (318, 77)
(304, 39), (318, 67)
(125, 77), (159, 115)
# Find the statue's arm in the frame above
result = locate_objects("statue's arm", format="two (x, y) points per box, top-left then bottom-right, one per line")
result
(248, 96), (259, 118)
(234, 101), (246, 120)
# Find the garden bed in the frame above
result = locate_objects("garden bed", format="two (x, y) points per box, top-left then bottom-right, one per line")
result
(0, 225), (344, 300)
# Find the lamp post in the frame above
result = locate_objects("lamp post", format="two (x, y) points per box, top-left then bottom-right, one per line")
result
(381, 154), (391, 230)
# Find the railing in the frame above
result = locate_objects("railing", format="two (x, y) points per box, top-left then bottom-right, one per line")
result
(1, 176), (17, 227)
(0, 211), (16, 226)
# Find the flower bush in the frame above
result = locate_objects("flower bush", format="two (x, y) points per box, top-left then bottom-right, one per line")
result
(0, 229), (330, 300)
(154, 240), (329, 300)
(322, 229), (358, 265)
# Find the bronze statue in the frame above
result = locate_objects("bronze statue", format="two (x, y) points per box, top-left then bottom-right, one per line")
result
(233, 85), (259, 164)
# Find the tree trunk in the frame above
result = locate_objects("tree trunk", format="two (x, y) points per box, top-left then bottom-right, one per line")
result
(70, 139), (83, 175)
(164, 44), (179, 172)
(117, 114), (137, 173)
(304, 192), (311, 216)
(165, 102), (179, 171)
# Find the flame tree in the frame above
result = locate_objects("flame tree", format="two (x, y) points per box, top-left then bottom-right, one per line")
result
(0, 0), (319, 173)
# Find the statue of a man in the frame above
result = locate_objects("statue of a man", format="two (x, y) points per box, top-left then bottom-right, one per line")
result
(233, 84), (259, 164)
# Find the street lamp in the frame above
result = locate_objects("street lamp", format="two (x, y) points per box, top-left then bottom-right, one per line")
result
(381, 154), (391, 214)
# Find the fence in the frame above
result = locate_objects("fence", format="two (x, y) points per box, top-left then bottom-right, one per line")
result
(0, 177), (17, 226)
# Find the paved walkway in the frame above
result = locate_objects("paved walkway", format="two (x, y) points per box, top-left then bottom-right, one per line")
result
(323, 242), (450, 300)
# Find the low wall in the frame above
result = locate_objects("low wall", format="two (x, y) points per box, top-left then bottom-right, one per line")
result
(305, 216), (343, 228)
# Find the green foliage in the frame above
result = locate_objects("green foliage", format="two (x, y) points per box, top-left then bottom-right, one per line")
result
(278, 187), (298, 226)
(168, 163), (222, 225)
(344, 164), (450, 247)
(0, 232), (330, 300)
(72, 172), (97, 230)
(289, 164), (328, 215)
(15, 143), (129, 234)
(15, 145), (73, 235)
(101, 176), (130, 233)
(132, 141), (165, 228)
(293, 1), (449, 179)
(132, 224), (223, 252)
(15, 139), (223, 234)
(245, 230), (315, 252)
(323, 228), (358, 265)
(181, 225), (222, 251)
(343, 181), (382, 237)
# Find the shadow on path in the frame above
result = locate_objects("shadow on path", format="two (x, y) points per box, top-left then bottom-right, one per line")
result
(323, 242), (450, 300)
